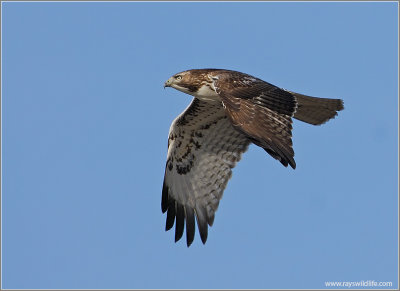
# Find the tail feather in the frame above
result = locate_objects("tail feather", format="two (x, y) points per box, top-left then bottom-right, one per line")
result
(289, 91), (344, 125)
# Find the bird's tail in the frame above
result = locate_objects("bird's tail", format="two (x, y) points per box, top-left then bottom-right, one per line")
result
(289, 91), (344, 125)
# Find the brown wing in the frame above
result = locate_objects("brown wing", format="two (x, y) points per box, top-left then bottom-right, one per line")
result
(211, 70), (297, 116)
(213, 71), (297, 169)
(209, 69), (343, 126)
(162, 98), (250, 246)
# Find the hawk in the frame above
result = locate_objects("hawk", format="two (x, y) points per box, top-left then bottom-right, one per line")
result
(162, 69), (343, 246)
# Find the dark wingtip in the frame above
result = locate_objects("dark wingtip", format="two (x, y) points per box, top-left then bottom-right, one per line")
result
(198, 220), (208, 244)
(174, 204), (185, 242)
(207, 213), (215, 226)
(195, 207), (209, 244)
(279, 156), (296, 169)
(161, 180), (169, 213)
(165, 203), (175, 231)
(185, 207), (195, 247)
(200, 229), (208, 244)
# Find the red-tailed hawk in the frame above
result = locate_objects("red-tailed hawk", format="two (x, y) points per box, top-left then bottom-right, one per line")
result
(162, 69), (344, 246)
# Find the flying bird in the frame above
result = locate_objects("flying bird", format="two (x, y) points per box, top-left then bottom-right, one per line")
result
(162, 68), (344, 247)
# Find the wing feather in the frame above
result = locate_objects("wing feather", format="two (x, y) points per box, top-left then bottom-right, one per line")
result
(175, 203), (185, 242)
(162, 98), (250, 246)
(213, 72), (296, 169)
(212, 70), (297, 115)
(223, 97), (295, 169)
(195, 205), (208, 244)
(165, 199), (175, 231)
(185, 207), (195, 246)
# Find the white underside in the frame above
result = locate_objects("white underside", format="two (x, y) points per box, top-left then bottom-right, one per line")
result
(193, 84), (221, 102)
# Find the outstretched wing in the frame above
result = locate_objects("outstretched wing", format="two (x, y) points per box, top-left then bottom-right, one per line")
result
(162, 98), (250, 246)
(213, 71), (297, 169)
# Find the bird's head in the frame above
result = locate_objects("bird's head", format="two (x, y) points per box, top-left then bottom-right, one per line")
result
(164, 70), (200, 95)
(164, 69), (222, 101)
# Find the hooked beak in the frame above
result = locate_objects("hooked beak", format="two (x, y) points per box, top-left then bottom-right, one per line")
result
(164, 78), (173, 89)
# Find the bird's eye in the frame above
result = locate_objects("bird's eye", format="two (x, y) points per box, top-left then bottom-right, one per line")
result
(175, 75), (182, 81)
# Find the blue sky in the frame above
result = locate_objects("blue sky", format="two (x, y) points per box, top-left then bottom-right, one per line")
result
(2, 1), (398, 289)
